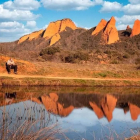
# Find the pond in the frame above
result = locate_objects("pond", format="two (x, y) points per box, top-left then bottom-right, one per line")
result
(0, 86), (140, 140)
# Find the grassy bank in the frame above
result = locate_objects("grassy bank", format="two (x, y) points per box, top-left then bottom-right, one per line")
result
(1, 76), (140, 86)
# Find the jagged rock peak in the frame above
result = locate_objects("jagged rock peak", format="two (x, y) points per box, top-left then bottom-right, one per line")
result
(103, 16), (119, 44)
(43, 18), (77, 38)
(108, 16), (116, 25)
(126, 25), (130, 30)
(92, 19), (107, 36)
(130, 19), (140, 37)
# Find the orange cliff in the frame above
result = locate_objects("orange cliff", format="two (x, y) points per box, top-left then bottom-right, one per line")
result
(130, 19), (140, 37)
(129, 103), (140, 121)
(89, 101), (104, 119)
(43, 18), (77, 39)
(92, 19), (107, 36)
(34, 93), (74, 117)
(101, 94), (117, 122)
(18, 30), (44, 44)
(50, 33), (61, 46)
(103, 17), (119, 44)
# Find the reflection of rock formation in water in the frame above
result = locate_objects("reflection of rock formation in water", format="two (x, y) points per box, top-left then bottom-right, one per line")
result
(129, 103), (140, 121)
(101, 95), (117, 122)
(33, 93), (74, 117)
(89, 102), (104, 119)
(89, 94), (117, 122)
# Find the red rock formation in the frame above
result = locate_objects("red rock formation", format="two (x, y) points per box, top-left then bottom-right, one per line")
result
(18, 30), (44, 44)
(18, 34), (29, 44)
(50, 33), (61, 46)
(130, 19), (140, 37)
(129, 103), (140, 121)
(126, 25), (130, 30)
(28, 30), (44, 41)
(103, 17), (119, 44)
(92, 19), (107, 36)
(101, 94), (117, 122)
(43, 18), (76, 39)
(89, 101), (104, 119)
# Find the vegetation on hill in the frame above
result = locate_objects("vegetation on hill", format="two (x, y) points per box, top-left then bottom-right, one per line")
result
(1, 25), (140, 65)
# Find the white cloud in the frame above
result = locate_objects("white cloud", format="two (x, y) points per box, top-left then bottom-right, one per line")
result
(116, 15), (140, 25)
(129, 0), (140, 4)
(0, 21), (32, 42)
(0, 21), (23, 28)
(43, 24), (48, 29)
(117, 24), (132, 30)
(0, 5), (39, 21)
(3, 0), (40, 10)
(41, 0), (103, 11)
(0, 0), (40, 42)
(26, 21), (36, 28)
(100, 1), (122, 12)
(123, 4), (140, 15)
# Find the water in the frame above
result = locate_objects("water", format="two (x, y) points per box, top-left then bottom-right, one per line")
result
(0, 86), (140, 140)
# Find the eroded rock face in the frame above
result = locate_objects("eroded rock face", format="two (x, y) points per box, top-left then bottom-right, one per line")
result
(18, 34), (30, 44)
(103, 17), (119, 44)
(129, 103), (140, 121)
(28, 30), (44, 41)
(101, 94), (117, 122)
(50, 33), (61, 46)
(92, 19), (107, 36)
(43, 18), (76, 38)
(89, 101), (104, 119)
(18, 30), (44, 44)
(130, 19), (140, 37)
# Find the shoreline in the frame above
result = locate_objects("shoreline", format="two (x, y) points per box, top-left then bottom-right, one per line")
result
(1, 74), (140, 86)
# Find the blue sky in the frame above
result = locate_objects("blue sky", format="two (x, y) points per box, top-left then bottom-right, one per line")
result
(0, 0), (140, 42)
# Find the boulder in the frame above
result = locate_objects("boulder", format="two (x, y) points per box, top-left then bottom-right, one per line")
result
(130, 19), (140, 37)
(92, 19), (107, 35)
(43, 18), (76, 38)
(50, 33), (61, 46)
(103, 16), (119, 44)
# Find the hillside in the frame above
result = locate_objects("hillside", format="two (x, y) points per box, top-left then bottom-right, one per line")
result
(0, 17), (140, 65)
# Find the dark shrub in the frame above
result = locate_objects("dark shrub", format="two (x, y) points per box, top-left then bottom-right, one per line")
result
(40, 47), (60, 56)
(65, 51), (89, 63)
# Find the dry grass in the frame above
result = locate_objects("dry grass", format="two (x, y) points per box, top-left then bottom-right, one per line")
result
(0, 101), (66, 140)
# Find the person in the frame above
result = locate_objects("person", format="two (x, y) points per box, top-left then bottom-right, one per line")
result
(6, 58), (17, 74)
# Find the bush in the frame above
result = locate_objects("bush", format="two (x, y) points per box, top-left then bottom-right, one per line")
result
(65, 51), (89, 63)
(40, 47), (60, 56)
(135, 58), (140, 65)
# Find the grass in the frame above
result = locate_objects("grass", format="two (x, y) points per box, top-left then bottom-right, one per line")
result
(0, 100), (66, 140)
(1, 87), (140, 139)
(1, 76), (140, 86)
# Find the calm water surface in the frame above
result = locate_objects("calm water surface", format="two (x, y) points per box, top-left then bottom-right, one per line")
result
(0, 86), (140, 140)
